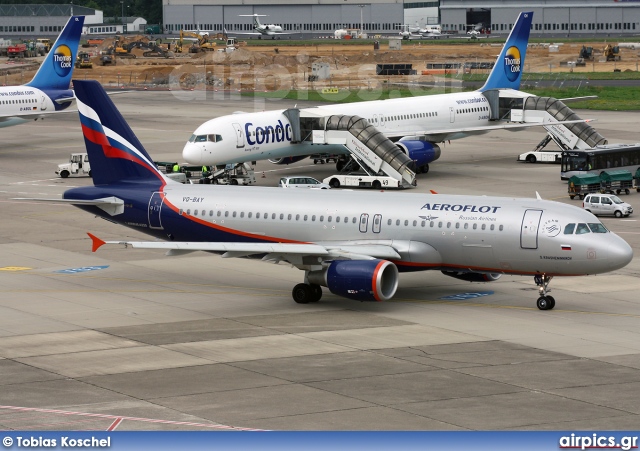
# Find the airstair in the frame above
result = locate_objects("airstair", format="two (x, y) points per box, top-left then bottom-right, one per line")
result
(483, 90), (607, 151)
(291, 108), (416, 187)
(522, 96), (607, 151)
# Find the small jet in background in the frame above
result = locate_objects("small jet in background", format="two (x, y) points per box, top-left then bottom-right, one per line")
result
(229, 14), (297, 39)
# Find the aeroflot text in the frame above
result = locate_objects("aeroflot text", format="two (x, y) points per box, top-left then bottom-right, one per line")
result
(421, 203), (501, 213)
(14, 436), (111, 447)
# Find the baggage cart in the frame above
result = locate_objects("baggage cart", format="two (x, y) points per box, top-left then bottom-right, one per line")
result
(568, 174), (600, 199)
(600, 170), (633, 195)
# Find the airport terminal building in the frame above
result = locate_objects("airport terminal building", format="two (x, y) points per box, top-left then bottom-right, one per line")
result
(162, 0), (640, 37)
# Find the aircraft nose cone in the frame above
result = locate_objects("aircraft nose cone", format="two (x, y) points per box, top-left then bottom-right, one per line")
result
(182, 143), (201, 165)
(605, 235), (634, 271)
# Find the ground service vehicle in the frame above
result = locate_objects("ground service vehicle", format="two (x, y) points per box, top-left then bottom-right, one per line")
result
(518, 150), (561, 163)
(561, 145), (640, 179)
(279, 176), (331, 189)
(324, 173), (404, 189)
(583, 194), (633, 217)
(56, 153), (91, 178)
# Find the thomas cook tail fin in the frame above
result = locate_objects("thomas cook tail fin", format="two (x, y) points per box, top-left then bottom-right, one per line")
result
(73, 79), (164, 187)
(479, 11), (533, 92)
(26, 16), (85, 91)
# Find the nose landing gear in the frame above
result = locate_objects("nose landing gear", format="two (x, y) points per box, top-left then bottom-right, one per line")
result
(534, 274), (555, 310)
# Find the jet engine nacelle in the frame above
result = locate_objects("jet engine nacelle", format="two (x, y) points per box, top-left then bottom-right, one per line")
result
(441, 271), (502, 282)
(268, 155), (309, 165)
(308, 259), (399, 301)
(396, 140), (441, 173)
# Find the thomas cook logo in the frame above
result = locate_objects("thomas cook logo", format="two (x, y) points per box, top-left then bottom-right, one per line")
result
(52, 44), (73, 77)
(503, 46), (521, 82)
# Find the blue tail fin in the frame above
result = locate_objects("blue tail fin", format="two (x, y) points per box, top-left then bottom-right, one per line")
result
(73, 80), (164, 187)
(26, 16), (85, 91)
(479, 11), (533, 91)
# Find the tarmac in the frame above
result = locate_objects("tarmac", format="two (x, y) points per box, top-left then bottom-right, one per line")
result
(0, 91), (639, 431)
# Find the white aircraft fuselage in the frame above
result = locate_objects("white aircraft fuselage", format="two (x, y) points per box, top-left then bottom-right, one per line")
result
(183, 90), (495, 165)
(183, 11), (536, 169)
(0, 86), (59, 128)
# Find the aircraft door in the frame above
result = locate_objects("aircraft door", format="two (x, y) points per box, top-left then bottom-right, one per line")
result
(372, 214), (382, 233)
(40, 95), (47, 111)
(359, 213), (369, 233)
(232, 123), (245, 148)
(520, 209), (543, 249)
(148, 192), (165, 229)
(449, 107), (455, 123)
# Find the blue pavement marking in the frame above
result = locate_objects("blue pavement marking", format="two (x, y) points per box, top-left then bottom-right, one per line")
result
(55, 265), (109, 274)
(439, 291), (494, 301)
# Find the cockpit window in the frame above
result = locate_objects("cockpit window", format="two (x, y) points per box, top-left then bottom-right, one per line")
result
(564, 223), (576, 235)
(190, 134), (222, 143)
(588, 223), (608, 233)
(575, 223), (590, 234)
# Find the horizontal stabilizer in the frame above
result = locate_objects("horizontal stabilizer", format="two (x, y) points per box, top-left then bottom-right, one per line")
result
(55, 97), (75, 104)
(15, 196), (124, 216)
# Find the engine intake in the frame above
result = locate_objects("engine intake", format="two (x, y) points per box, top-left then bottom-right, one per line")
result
(441, 271), (502, 282)
(396, 140), (441, 172)
(308, 259), (399, 301)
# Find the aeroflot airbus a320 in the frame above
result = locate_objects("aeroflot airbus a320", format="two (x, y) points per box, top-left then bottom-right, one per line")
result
(0, 16), (84, 129)
(183, 12), (575, 172)
(27, 80), (632, 310)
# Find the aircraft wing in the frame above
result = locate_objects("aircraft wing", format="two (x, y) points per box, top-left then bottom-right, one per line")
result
(382, 118), (593, 140)
(0, 109), (77, 121)
(87, 233), (402, 261)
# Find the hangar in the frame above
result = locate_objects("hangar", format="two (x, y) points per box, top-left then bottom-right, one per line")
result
(163, 0), (640, 37)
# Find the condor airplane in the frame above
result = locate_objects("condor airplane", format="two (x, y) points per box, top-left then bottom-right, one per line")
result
(22, 79), (633, 310)
(0, 15), (84, 129)
(183, 12), (576, 172)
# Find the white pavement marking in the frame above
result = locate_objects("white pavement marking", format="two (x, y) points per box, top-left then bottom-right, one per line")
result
(0, 405), (266, 431)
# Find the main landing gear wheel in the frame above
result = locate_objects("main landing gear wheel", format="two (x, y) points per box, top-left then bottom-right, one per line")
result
(534, 274), (555, 310)
(292, 283), (322, 304)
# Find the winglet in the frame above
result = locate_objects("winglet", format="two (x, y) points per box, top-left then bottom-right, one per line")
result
(430, 190), (438, 194)
(88, 233), (106, 252)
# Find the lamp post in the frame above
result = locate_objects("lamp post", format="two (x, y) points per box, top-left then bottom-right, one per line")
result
(121, 1), (125, 34)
